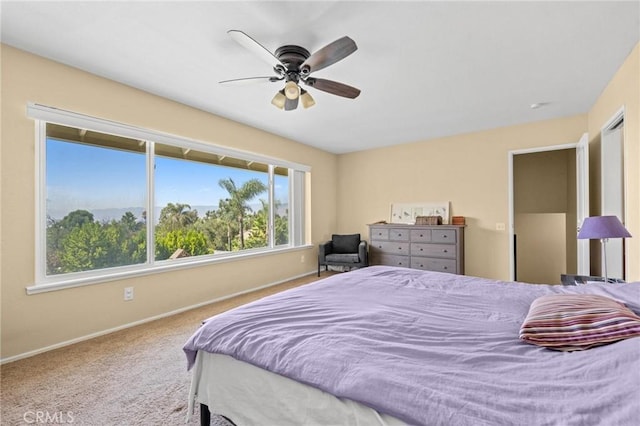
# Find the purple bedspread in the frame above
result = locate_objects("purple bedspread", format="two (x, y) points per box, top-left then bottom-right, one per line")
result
(184, 266), (640, 425)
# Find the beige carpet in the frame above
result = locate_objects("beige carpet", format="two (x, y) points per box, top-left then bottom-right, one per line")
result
(1, 273), (328, 425)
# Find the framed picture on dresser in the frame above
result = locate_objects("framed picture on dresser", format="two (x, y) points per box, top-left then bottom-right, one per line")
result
(390, 202), (450, 224)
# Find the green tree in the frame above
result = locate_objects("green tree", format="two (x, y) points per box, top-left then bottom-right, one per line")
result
(120, 211), (142, 232)
(46, 215), (65, 274)
(47, 210), (97, 274)
(125, 229), (147, 264)
(218, 178), (267, 250)
(245, 209), (267, 249)
(155, 229), (210, 260)
(196, 209), (233, 253)
(158, 203), (198, 232)
(114, 212), (146, 265)
(60, 222), (115, 272)
(274, 211), (289, 245)
(59, 209), (94, 231)
(245, 199), (289, 248)
(216, 198), (238, 251)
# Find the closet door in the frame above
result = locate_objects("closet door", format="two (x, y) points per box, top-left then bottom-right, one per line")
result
(602, 125), (625, 280)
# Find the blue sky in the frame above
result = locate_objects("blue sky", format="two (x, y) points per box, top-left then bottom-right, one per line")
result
(46, 138), (287, 220)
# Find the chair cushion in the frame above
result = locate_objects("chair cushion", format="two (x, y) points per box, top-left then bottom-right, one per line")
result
(326, 253), (361, 263)
(331, 234), (361, 254)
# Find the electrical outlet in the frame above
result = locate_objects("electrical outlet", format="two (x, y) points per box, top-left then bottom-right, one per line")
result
(124, 287), (134, 301)
(496, 223), (506, 231)
(301, 255), (305, 263)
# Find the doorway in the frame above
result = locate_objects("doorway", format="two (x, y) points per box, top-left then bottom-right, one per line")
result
(508, 134), (589, 284)
(513, 149), (576, 284)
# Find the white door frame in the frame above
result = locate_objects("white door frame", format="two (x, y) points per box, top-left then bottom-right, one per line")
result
(507, 134), (589, 281)
(575, 133), (590, 275)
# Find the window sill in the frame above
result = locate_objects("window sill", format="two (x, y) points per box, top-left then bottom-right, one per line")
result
(26, 244), (313, 295)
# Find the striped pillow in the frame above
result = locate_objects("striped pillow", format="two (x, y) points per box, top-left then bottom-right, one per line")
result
(520, 294), (640, 351)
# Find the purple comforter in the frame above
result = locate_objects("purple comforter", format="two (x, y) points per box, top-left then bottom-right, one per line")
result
(184, 266), (640, 425)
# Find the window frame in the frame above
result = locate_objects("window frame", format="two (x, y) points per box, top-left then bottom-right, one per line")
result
(28, 103), (310, 294)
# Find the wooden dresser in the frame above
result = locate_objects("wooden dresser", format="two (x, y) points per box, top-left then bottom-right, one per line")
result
(368, 224), (465, 275)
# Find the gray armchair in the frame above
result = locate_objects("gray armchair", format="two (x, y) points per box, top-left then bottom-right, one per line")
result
(318, 234), (368, 276)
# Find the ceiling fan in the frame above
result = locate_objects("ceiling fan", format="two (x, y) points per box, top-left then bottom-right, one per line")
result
(220, 30), (361, 111)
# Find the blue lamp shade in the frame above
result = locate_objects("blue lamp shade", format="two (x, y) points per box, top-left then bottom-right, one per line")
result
(577, 216), (632, 240)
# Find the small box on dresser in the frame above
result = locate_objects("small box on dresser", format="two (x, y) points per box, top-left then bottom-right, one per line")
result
(368, 224), (465, 275)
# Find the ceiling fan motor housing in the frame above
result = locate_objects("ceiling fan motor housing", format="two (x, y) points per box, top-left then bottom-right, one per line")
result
(274, 45), (310, 77)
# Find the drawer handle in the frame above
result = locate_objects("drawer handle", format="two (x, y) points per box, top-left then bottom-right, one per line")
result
(443, 235), (448, 238)
(419, 234), (424, 237)
(443, 266), (448, 270)
(398, 247), (402, 250)
(420, 248), (423, 251)
(378, 245), (382, 248)
(398, 262), (403, 265)
(443, 249), (448, 253)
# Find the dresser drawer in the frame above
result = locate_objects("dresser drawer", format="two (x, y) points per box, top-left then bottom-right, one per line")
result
(432, 229), (456, 243)
(388, 228), (409, 241)
(410, 229), (432, 242)
(371, 241), (410, 256)
(370, 227), (389, 241)
(411, 257), (457, 274)
(411, 243), (456, 259)
(377, 254), (410, 268)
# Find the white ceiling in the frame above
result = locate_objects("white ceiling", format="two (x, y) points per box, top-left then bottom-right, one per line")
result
(2, 1), (639, 154)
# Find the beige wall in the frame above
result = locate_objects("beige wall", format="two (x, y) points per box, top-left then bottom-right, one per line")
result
(587, 43), (640, 280)
(515, 213), (567, 285)
(0, 45), (338, 360)
(337, 115), (588, 280)
(513, 150), (571, 214)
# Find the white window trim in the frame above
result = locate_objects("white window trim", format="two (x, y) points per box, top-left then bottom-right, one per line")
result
(27, 103), (311, 172)
(292, 170), (306, 246)
(26, 245), (312, 295)
(29, 103), (311, 293)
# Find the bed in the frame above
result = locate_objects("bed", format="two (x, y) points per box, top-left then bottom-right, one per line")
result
(183, 265), (640, 425)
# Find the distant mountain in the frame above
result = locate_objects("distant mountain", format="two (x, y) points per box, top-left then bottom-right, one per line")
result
(48, 202), (286, 223)
(93, 207), (146, 223)
(49, 205), (217, 223)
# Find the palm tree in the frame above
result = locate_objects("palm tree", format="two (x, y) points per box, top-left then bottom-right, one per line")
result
(158, 202), (198, 231)
(216, 198), (236, 251)
(218, 178), (267, 249)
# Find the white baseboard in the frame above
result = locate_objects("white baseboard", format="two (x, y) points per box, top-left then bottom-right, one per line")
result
(1, 270), (317, 365)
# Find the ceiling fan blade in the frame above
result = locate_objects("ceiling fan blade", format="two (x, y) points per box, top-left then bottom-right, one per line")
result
(304, 77), (361, 99)
(284, 96), (299, 111)
(300, 36), (357, 75)
(227, 30), (286, 70)
(219, 76), (282, 85)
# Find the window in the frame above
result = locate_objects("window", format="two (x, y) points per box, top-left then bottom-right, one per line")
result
(30, 104), (308, 290)
(45, 124), (147, 275)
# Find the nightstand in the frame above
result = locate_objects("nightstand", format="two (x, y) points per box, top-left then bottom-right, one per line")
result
(560, 274), (625, 285)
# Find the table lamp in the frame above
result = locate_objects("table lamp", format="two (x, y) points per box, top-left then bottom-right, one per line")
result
(577, 215), (632, 283)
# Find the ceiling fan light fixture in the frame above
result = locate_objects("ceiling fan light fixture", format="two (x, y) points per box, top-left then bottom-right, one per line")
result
(284, 80), (300, 100)
(300, 89), (315, 109)
(271, 90), (286, 109)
